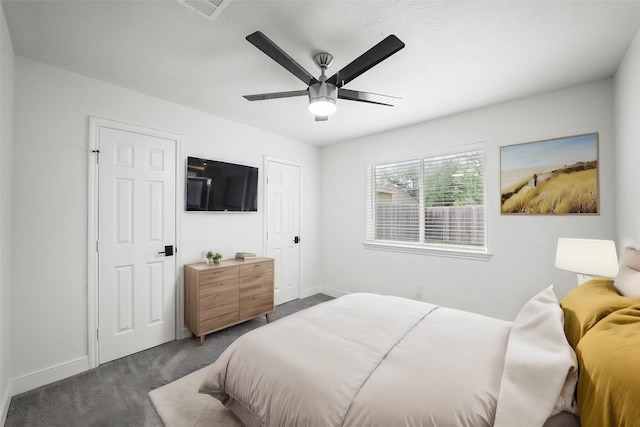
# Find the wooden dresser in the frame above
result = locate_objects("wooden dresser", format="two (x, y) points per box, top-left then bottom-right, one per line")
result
(184, 258), (274, 345)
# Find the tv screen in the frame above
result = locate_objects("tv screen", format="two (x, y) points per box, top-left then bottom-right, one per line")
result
(186, 156), (258, 212)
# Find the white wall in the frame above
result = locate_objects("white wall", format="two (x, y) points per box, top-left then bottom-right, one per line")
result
(11, 57), (320, 390)
(320, 80), (616, 320)
(0, 4), (14, 423)
(614, 28), (640, 249)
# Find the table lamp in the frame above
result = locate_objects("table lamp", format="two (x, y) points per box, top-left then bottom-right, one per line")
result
(555, 238), (619, 284)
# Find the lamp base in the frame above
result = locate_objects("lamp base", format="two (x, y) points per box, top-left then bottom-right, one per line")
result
(576, 273), (598, 285)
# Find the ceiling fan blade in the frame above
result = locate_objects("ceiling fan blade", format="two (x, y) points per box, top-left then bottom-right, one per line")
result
(243, 89), (309, 101)
(246, 31), (318, 86)
(338, 88), (401, 106)
(315, 115), (328, 122)
(328, 35), (405, 88)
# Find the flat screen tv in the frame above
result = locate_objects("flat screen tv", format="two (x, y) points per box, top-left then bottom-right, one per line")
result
(186, 156), (258, 212)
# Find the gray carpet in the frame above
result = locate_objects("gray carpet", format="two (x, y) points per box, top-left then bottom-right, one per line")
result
(5, 294), (333, 427)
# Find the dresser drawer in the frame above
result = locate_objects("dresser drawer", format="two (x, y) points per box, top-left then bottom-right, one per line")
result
(199, 277), (238, 298)
(199, 289), (239, 332)
(239, 294), (273, 319)
(240, 279), (273, 319)
(240, 279), (273, 300)
(240, 271), (272, 289)
(200, 310), (239, 334)
(239, 260), (274, 277)
(199, 267), (238, 285)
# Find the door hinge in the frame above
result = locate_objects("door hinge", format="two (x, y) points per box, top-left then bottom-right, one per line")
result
(92, 149), (100, 163)
(96, 240), (99, 252)
(96, 328), (99, 340)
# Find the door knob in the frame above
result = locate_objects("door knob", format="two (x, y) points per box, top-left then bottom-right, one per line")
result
(158, 245), (174, 256)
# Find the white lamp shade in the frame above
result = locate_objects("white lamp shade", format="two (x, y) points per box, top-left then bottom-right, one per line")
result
(555, 238), (619, 278)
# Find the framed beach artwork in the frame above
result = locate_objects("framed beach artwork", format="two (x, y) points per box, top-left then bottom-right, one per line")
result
(500, 133), (599, 215)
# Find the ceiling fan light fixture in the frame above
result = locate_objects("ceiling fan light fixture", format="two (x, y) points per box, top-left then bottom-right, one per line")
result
(308, 98), (337, 116)
(308, 82), (337, 116)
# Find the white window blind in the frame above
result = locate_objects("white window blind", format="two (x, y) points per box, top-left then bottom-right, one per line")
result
(366, 148), (486, 254)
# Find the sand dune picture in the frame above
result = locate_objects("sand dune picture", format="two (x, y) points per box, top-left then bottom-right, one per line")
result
(500, 133), (599, 214)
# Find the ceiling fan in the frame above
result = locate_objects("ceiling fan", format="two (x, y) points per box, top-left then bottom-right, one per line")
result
(243, 31), (406, 121)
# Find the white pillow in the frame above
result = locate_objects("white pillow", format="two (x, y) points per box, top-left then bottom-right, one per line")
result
(614, 246), (640, 298)
(494, 286), (578, 427)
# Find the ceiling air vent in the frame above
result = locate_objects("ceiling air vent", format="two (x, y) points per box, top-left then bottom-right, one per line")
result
(177, 0), (233, 22)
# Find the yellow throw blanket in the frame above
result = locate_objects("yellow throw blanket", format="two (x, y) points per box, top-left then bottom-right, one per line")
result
(560, 278), (638, 349)
(576, 304), (640, 427)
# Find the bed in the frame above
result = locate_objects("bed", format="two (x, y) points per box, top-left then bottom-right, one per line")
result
(199, 288), (581, 427)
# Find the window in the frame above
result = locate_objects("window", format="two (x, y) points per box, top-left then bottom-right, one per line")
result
(365, 147), (488, 259)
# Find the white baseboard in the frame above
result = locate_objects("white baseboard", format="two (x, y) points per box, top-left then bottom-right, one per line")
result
(301, 286), (347, 299)
(12, 356), (89, 395)
(318, 286), (348, 298)
(179, 326), (192, 340)
(1, 381), (11, 426)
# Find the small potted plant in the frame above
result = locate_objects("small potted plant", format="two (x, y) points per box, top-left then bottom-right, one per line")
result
(212, 252), (223, 264)
(205, 251), (215, 264)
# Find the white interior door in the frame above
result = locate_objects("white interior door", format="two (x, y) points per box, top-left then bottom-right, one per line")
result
(266, 159), (301, 305)
(97, 126), (177, 364)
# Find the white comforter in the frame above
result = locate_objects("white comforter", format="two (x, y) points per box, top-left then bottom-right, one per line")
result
(199, 291), (576, 427)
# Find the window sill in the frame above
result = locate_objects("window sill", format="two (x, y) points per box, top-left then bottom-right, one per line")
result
(362, 241), (492, 261)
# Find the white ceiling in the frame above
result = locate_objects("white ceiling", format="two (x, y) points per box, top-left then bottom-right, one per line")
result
(4, 0), (640, 146)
